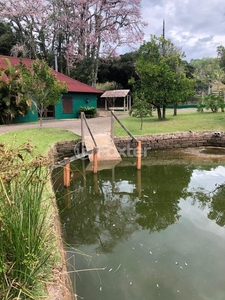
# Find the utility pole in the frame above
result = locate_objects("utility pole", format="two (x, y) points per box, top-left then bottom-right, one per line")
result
(163, 19), (165, 38)
(162, 20), (165, 56)
(54, 49), (58, 72)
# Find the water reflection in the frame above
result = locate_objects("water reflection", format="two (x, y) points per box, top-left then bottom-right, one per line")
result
(53, 159), (225, 300)
(55, 164), (194, 253)
(135, 165), (193, 232)
(186, 166), (225, 227)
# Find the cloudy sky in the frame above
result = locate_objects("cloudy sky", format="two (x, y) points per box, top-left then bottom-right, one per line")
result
(139, 0), (225, 62)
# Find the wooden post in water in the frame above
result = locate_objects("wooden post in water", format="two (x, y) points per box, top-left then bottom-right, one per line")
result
(93, 174), (99, 194)
(136, 141), (142, 170)
(63, 158), (70, 187)
(137, 170), (142, 197)
(93, 147), (98, 174)
(81, 112), (85, 156)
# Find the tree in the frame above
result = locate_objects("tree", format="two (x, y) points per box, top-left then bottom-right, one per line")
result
(0, 0), (51, 60)
(0, 21), (16, 55)
(97, 52), (138, 90)
(0, 0), (147, 86)
(190, 57), (225, 97)
(129, 91), (152, 129)
(131, 35), (195, 120)
(217, 45), (225, 71)
(24, 59), (67, 128)
(61, 0), (147, 86)
(0, 58), (31, 124)
(172, 72), (195, 116)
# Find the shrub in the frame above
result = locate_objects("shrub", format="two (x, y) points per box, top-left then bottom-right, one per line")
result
(197, 94), (225, 113)
(78, 106), (97, 118)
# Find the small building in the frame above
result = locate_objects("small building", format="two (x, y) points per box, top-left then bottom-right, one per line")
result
(100, 89), (131, 111)
(0, 55), (102, 123)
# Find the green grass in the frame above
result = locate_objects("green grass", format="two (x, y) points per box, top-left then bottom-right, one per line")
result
(115, 110), (225, 136)
(0, 128), (80, 154)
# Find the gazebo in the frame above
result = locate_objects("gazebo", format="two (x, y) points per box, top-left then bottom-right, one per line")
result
(100, 89), (131, 111)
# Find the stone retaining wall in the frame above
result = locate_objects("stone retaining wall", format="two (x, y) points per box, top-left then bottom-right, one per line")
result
(53, 139), (81, 159)
(53, 132), (225, 158)
(114, 131), (225, 150)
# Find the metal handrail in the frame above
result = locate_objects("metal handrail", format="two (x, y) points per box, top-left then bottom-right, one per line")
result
(82, 112), (97, 147)
(110, 109), (138, 143)
(51, 113), (98, 170)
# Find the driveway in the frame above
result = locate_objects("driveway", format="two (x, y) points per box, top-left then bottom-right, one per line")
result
(0, 108), (196, 136)
(0, 111), (128, 136)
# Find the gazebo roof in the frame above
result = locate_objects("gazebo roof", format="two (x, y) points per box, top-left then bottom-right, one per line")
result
(100, 89), (130, 98)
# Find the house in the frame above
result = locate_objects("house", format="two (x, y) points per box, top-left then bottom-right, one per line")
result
(0, 55), (102, 123)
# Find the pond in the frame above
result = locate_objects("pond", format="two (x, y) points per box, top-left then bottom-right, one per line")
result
(53, 147), (225, 300)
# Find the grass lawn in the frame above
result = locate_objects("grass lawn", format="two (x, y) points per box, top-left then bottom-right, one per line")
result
(114, 110), (225, 136)
(0, 128), (80, 154)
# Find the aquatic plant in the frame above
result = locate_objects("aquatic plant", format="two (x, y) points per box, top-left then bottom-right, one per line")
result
(0, 142), (54, 299)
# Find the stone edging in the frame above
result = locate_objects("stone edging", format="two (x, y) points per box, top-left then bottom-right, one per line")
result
(47, 145), (75, 300)
(114, 131), (225, 150)
(52, 133), (225, 157)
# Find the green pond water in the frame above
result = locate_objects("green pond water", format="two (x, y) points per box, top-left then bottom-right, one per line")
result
(53, 148), (225, 300)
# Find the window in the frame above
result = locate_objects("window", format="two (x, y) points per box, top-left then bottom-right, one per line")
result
(62, 97), (73, 113)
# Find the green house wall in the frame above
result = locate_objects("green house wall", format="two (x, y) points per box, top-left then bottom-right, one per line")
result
(13, 103), (38, 123)
(55, 92), (97, 119)
(11, 92), (97, 123)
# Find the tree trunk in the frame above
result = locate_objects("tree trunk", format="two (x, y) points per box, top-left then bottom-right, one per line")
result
(140, 117), (143, 130)
(38, 107), (43, 129)
(39, 116), (43, 129)
(173, 103), (177, 116)
(162, 105), (166, 119)
(157, 106), (162, 120)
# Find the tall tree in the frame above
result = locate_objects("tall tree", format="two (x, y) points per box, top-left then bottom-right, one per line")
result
(0, 21), (16, 55)
(0, 0), (146, 86)
(217, 45), (225, 71)
(0, 0), (52, 60)
(97, 52), (138, 89)
(55, 0), (147, 85)
(190, 57), (225, 96)
(131, 35), (195, 120)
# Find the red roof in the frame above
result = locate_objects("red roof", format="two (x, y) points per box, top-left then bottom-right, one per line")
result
(0, 55), (102, 94)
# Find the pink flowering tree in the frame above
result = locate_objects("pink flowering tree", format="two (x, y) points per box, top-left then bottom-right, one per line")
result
(0, 0), (147, 85)
(0, 0), (53, 59)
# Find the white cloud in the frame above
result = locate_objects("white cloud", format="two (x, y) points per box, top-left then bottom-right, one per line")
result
(138, 0), (225, 61)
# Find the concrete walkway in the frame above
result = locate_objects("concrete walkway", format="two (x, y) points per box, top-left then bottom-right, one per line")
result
(84, 134), (121, 161)
(0, 108), (196, 136)
(0, 111), (125, 136)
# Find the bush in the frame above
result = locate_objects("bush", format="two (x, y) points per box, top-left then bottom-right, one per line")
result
(197, 94), (225, 113)
(78, 106), (97, 118)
